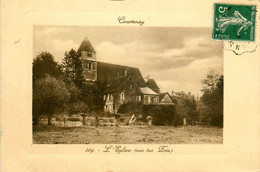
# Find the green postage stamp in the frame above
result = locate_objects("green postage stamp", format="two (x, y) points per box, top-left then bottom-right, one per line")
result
(213, 3), (256, 41)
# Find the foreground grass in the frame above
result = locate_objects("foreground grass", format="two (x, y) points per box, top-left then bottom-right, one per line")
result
(33, 125), (223, 144)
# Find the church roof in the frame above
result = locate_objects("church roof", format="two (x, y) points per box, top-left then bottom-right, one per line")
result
(104, 76), (127, 93)
(97, 61), (147, 87)
(78, 37), (96, 53)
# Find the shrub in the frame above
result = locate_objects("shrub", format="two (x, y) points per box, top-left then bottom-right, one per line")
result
(118, 101), (143, 115)
(67, 117), (81, 122)
(211, 114), (223, 127)
(142, 105), (175, 125)
(173, 113), (183, 127)
(68, 101), (88, 115)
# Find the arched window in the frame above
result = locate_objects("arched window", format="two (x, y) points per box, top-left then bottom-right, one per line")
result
(120, 93), (125, 100)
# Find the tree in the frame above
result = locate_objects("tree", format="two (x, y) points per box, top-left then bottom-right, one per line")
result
(62, 49), (106, 112)
(33, 52), (63, 84)
(201, 69), (220, 92)
(33, 76), (70, 125)
(185, 97), (199, 125)
(66, 82), (81, 103)
(62, 49), (85, 89)
(79, 81), (108, 112)
(173, 96), (198, 126)
(201, 70), (223, 127)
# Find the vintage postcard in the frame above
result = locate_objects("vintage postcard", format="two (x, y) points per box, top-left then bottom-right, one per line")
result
(1, 0), (260, 171)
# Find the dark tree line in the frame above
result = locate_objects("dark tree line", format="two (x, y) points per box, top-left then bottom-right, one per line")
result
(33, 50), (104, 125)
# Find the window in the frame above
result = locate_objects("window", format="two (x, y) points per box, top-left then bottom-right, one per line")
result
(139, 95), (141, 101)
(120, 93), (125, 100)
(148, 96), (151, 103)
(87, 52), (92, 57)
(109, 105), (113, 111)
(82, 62), (87, 68)
(88, 62), (92, 69)
(130, 85), (135, 89)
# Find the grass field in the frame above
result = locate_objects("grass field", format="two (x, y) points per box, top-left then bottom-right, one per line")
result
(33, 125), (223, 144)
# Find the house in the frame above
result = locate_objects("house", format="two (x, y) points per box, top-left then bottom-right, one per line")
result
(159, 92), (175, 105)
(78, 37), (161, 114)
(171, 91), (193, 100)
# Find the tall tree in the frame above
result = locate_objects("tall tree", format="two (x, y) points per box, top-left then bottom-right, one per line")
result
(33, 52), (63, 84)
(33, 76), (70, 125)
(201, 70), (223, 127)
(62, 49), (85, 89)
(201, 69), (220, 92)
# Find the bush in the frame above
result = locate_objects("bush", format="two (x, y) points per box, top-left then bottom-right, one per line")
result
(118, 101), (143, 115)
(68, 101), (88, 115)
(142, 105), (175, 125)
(211, 114), (223, 127)
(67, 117), (81, 122)
(173, 113), (183, 127)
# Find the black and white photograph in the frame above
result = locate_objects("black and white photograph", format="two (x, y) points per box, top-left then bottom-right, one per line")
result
(32, 26), (223, 144)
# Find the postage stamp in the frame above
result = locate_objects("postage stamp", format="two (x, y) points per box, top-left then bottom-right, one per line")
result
(212, 3), (256, 41)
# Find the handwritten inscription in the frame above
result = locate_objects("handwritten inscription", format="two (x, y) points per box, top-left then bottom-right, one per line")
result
(118, 16), (144, 26)
(85, 145), (173, 154)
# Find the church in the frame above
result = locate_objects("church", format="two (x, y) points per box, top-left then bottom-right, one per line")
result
(77, 37), (174, 114)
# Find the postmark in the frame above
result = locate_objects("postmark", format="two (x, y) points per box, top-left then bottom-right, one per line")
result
(212, 3), (256, 41)
(224, 41), (257, 55)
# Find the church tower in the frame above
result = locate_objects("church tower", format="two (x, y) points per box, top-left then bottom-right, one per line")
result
(78, 37), (97, 81)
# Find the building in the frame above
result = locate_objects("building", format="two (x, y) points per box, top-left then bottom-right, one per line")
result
(146, 78), (160, 94)
(78, 37), (162, 114)
(159, 92), (175, 105)
(78, 37), (97, 81)
(171, 91), (193, 99)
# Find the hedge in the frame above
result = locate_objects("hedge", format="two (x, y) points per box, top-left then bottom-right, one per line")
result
(142, 104), (175, 125)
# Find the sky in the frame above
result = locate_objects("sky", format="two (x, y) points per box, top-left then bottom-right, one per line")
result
(33, 26), (223, 97)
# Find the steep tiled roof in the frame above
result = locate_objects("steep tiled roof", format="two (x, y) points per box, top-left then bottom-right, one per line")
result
(97, 61), (147, 87)
(140, 87), (158, 95)
(104, 76), (127, 93)
(146, 79), (160, 93)
(78, 37), (96, 53)
(159, 92), (167, 101)
(159, 92), (174, 103)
